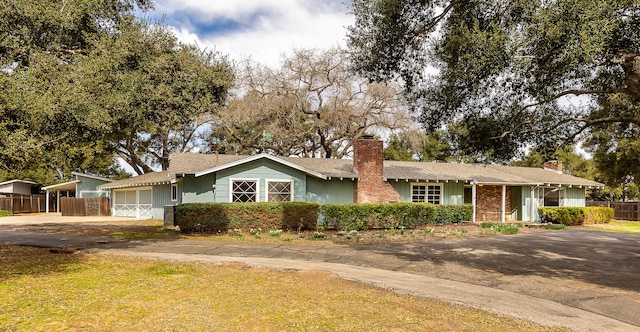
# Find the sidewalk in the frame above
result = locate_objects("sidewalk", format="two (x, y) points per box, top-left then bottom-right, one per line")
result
(0, 213), (137, 225)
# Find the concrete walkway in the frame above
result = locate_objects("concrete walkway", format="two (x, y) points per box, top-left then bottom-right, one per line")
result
(1, 228), (639, 331)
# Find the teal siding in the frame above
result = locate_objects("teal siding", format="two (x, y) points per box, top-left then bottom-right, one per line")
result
(152, 184), (172, 220)
(565, 187), (586, 207)
(306, 177), (354, 204)
(389, 181), (464, 204)
(389, 181), (410, 201)
(214, 159), (307, 202)
(182, 174), (216, 203)
(520, 186), (587, 221)
(76, 175), (110, 198)
(521, 186), (539, 222)
(443, 182), (464, 205)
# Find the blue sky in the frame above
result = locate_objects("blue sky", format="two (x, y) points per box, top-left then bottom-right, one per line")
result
(143, 0), (354, 68)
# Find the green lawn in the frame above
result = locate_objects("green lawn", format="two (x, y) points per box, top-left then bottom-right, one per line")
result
(0, 245), (566, 332)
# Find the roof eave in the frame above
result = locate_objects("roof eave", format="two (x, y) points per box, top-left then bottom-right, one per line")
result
(194, 154), (329, 180)
(42, 180), (81, 191)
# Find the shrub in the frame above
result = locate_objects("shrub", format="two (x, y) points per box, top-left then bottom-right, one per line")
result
(0, 210), (12, 217)
(583, 207), (614, 224)
(175, 203), (229, 233)
(176, 202), (320, 233)
(538, 207), (613, 226)
(432, 205), (473, 224)
(320, 203), (472, 231)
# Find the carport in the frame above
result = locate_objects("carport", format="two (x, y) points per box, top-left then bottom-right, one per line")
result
(42, 181), (78, 213)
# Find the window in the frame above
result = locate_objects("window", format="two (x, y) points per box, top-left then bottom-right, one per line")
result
(539, 188), (564, 207)
(232, 180), (257, 202)
(267, 181), (292, 202)
(411, 184), (442, 204)
(171, 184), (178, 202)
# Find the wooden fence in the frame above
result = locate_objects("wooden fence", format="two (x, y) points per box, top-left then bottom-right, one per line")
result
(587, 201), (640, 221)
(60, 197), (110, 216)
(0, 194), (47, 214)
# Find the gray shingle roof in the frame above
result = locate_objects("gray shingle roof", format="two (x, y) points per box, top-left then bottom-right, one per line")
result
(98, 171), (175, 189)
(101, 153), (604, 190)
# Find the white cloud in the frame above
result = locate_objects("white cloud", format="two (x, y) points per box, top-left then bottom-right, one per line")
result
(149, 0), (353, 68)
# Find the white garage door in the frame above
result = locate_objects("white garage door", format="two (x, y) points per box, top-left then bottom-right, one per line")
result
(114, 188), (152, 218)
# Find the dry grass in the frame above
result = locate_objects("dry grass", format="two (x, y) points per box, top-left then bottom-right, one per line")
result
(572, 220), (640, 234)
(5, 220), (509, 245)
(0, 245), (566, 332)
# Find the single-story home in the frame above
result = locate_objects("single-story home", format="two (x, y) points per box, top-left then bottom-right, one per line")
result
(0, 179), (38, 196)
(97, 138), (604, 222)
(42, 172), (113, 213)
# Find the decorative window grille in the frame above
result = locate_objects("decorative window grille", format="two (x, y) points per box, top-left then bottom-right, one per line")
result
(267, 181), (292, 202)
(232, 180), (257, 202)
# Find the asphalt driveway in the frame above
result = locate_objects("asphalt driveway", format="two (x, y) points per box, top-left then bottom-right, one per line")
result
(1, 226), (639, 331)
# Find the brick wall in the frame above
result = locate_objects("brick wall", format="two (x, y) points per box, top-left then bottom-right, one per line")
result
(476, 185), (511, 222)
(353, 139), (403, 203)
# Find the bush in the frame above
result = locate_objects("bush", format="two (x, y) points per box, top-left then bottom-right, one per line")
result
(538, 207), (613, 226)
(433, 205), (473, 224)
(176, 202), (320, 233)
(320, 203), (472, 231)
(0, 210), (12, 217)
(583, 207), (614, 225)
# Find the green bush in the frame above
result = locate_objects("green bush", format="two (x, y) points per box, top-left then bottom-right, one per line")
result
(176, 202), (320, 233)
(583, 207), (614, 224)
(320, 203), (472, 231)
(433, 205), (473, 224)
(538, 207), (613, 226)
(0, 210), (12, 217)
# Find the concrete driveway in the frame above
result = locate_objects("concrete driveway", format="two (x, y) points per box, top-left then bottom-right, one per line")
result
(0, 212), (137, 225)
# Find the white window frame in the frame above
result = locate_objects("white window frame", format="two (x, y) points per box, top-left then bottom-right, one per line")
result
(229, 179), (259, 202)
(171, 184), (178, 202)
(411, 183), (443, 204)
(265, 179), (294, 202)
(538, 187), (565, 207)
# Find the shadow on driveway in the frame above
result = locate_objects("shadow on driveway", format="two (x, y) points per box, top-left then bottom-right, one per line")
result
(350, 230), (640, 293)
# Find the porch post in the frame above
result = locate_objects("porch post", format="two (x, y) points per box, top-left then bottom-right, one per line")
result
(501, 185), (506, 223)
(56, 190), (60, 213)
(530, 186), (536, 222)
(472, 182), (477, 223)
(45, 191), (50, 213)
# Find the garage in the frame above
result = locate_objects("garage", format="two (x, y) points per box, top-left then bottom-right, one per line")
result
(113, 188), (152, 219)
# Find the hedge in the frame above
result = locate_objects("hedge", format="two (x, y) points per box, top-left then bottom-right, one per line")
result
(0, 210), (11, 217)
(320, 203), (473, 231)
(538, 207), (614, 226)
(176, 202), (320, 233)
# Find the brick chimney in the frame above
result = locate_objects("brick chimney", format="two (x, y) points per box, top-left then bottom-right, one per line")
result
(544, 160), (563, 174)
(353, 136), (403, 203)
